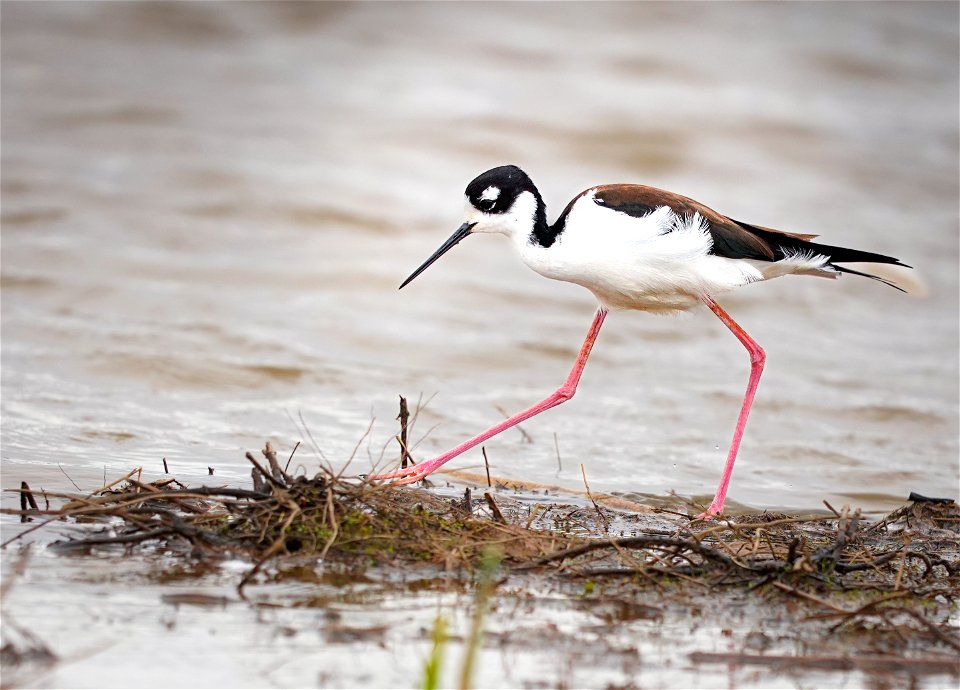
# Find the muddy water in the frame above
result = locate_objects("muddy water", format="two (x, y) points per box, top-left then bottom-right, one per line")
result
(1, 2), (958, 688)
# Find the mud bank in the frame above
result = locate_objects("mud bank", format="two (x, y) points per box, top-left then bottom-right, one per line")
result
(2, 443), (957, 689)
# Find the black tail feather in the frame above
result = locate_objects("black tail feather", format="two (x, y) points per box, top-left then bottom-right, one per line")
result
(733, 219), (911, 292)
(801, 239), (911, 269)
(831, 264), (906, 293)
(738, 221), (910, 268)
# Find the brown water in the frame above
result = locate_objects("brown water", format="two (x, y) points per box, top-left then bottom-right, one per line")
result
(2, 2), (958, 687)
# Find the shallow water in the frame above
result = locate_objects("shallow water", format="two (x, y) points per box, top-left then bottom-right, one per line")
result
(2, 1), (958, 513)
(1, 2), (958, 687)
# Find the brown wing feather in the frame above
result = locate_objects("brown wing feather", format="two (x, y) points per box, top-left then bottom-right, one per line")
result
(592, 185), (779, 261)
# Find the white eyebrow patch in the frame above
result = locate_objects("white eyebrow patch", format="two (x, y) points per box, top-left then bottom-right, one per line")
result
(480, 186), (500, 202)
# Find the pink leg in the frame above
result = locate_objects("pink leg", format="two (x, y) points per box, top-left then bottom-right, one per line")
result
(367, 308), (608, 484)
(698, 296), (766, 518)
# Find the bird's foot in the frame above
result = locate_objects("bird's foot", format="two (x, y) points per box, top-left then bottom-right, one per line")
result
(362, 460), (440, 486)
(692, 502), (724, 521)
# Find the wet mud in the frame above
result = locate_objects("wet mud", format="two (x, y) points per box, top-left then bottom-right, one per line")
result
(3, 442), (957, 689)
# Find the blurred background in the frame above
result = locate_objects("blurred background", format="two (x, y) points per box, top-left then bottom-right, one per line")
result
(3, 1), (958, 513)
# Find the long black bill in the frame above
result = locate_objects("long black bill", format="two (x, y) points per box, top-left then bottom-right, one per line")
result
(399, 222), (476, 289)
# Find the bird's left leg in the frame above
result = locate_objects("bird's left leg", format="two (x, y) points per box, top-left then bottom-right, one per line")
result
(366, 308), (608, 484)
(698, 296), (765, 518)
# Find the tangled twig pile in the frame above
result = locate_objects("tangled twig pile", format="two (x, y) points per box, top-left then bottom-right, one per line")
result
(4, 441), (959, 655)
(6, 443), (570, 594)
(524, 499), (960, 654)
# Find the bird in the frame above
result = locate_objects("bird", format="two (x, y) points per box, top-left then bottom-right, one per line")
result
(367, 165), (909, 518)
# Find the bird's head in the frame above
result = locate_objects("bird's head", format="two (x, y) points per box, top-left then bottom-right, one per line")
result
(399, 165), (542, 289)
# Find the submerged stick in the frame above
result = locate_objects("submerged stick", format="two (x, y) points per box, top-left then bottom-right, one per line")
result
(22, 482), (39, 511)
(19, 481), (39, 522)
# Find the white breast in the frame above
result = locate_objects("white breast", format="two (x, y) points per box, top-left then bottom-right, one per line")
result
(515, 190), (764, 313)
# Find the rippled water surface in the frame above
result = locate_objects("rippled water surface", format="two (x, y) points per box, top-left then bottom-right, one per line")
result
(2, 2), (958, 687)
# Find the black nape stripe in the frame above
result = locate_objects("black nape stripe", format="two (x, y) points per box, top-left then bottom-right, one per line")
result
(529, 189), (557, 248)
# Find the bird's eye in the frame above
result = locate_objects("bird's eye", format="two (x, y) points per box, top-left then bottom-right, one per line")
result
(478, 199), (496, 212)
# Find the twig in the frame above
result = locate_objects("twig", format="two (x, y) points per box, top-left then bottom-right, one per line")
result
(284, 441), (301, 474)
(20, 481), (39, 522)
(126, 479), (206, 514)
(521, 535), (756, 572)
(19, 481), (28, 521)
(773, 581), (846, 612)
(580, 464), (610, 533)
(53, 527), (175, 548)
(162, 458), (169, 474)
(407, 391), (440, 453)
(86, 467), (141, 497)
(244, 452), (286, 490)
(692, 515), (837, 538)
(410, 423), (442, 454)
(831, 551), (899, 573)
(317, 486), (339, 561)
(1, 487), (270, 516)
(337, 418), (376, 481)
(263, 442), (291, 483)
(484, 492), (506, 524)
(2, 514), (66, 548)
(405, 391), (437, 447)
(907, 492), (954, 504)
(251, 466), (268, 494)
(57, 463), (82, 491)
(395, 435), (416, 468)
(297, 409), (329, 464)
(893, 607), (960, 653)
(822, 500), (841, 518)
(398, 396), (412, 469)
(482, 447), (491, 488)
(894, 546), (907, 590)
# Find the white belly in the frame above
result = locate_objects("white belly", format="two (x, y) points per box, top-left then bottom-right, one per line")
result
(517, 202), (764, 313)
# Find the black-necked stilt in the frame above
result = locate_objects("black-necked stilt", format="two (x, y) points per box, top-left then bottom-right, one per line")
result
(369, 165), (909, 517)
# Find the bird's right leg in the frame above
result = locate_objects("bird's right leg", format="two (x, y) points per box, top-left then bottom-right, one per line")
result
(365, 308), (608, 484)
(696, 296), (766, 519)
